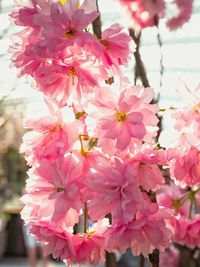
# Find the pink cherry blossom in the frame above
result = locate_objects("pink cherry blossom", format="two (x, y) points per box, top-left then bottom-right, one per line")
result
(128, 146), (165, 191)
(167, 0), (194, 30)
(105, 205), (172, 256)
(9, 0), (50, 76)
(21, 102), (81, 165)
(172, 215), (200, 248)
(157, 183), (190, 216)
(84, 158), (147, 224)
(35, 0), (99, 49)
(169, 146), (200, 187)
(23, 155), (83, 224)
(160, 245), (179, 267)
(118, 0), (165, 29)
(159, 84), (200, 149)
(34, 47), (99, 106)
(86, 85), (158, 151)
(29, 221), (75, 261)
(69, 220), (108, 265)
(100, 23), (136, 70)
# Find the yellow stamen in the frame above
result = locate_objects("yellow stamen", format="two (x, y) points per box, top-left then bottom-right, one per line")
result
(59, 0), (66, 5)
(194, 103), (200, 113)
(115, 111), (127, 122)
(86, 230), (95, 236)
(79, 135), (97, 157)
(59, 0), (80, 8)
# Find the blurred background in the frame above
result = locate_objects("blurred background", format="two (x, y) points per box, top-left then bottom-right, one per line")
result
(0, 0), (200, 266)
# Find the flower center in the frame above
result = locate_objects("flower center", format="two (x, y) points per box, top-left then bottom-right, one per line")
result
(100, 39), (109, 47)
(51, 124), (61, 133)
(64, 29), (74, 39)
(115, 111), (127, 122)
(171, 199), (181, 209)
(86, 230), (95, 236)
(194, 103), (200, 113)
(67, 67), (76, 77)
(54, 187), (65, 193)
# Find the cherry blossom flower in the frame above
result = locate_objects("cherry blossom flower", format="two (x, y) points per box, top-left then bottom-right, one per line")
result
(86, 85), (158, 151)
(105, 205), (172, 256)
(169, 146), (200, 187)
(167, 0), (194, 30)
(160, 245), (179, 267)
(118, 0), (165, 29)
(21, 102), (81, 165)
(172, 215), (200, 248)
(69, 220), (108, 265)
(128, 146), (165, 191)
(34, 47), (99, 106)
(157, 184), (190, 216)
(99, 23), (136, 71)
(29, 221), (75, 261)
(36, 0), (99, 47)
(84, 158), (147, 224)
(23, 155), (83, 224)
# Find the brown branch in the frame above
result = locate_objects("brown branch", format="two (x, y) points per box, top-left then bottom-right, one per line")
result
(92, 0), (102, 39)
(154, 16), (164, 89)
(140, 254), (145, 267)
(149, 248), (159, 267)
(105, 251), (116, 267)
(129, 28), (150, 87)
(105, 214), (116, 267)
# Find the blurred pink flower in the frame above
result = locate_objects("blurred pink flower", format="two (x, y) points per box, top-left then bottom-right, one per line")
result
(170, 146), (200, 187)
(167, 0), (193, 30)
(118, 0), (165, 29)
(172, 215), (200, 248)
(157, 183), (190, 216)
(160, 245), (179, 267)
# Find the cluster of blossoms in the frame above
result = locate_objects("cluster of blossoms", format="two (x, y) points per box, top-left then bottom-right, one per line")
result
(118, 0), (194, 30)
(10, 0), (200, 266)
(158, 84), (200, 250)
(10, 0), (135, 106)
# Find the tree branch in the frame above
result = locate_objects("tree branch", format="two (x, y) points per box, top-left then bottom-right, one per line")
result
(129, 28), (150, 87)
(92, 0), (102, 39)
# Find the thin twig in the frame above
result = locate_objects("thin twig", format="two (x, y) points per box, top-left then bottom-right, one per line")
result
(155, 17), (164, 89)
(92, 0), (102, 39)
(129, 29), (150, 87)
(83, 202), (87, 233)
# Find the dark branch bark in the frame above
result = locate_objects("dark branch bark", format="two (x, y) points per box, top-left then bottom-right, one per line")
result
(140, 254), (145, 267)
(92, 0), (102, 39)
(106, 251), (116, 267)
(105, 214), (116, 267)
(149, 248), (159, 267)
(129, 28), (150, 87)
